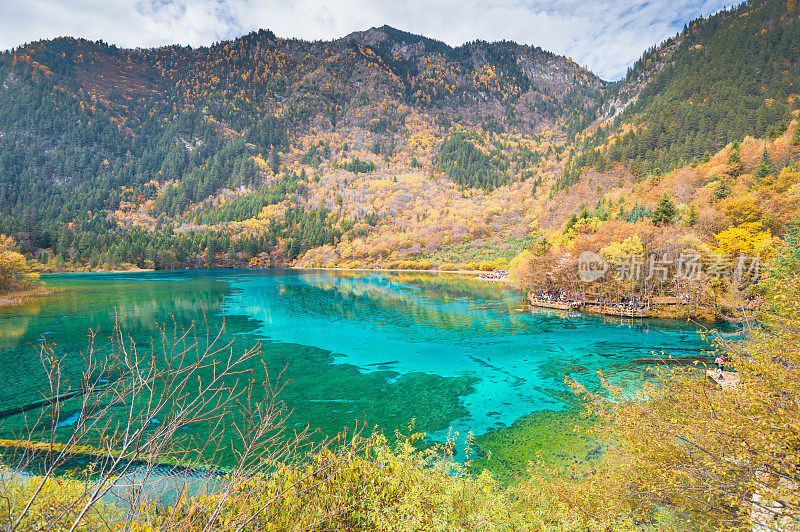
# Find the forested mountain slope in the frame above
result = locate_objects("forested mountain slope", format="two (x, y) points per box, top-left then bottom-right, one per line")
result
(563, 0), (800, 184)
(0, 0), (798, 273)
(0, 26), (603, 269)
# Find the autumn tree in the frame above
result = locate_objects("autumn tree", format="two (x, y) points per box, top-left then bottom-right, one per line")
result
(714, 222), (773, 259)
(0, 235), (39, 293)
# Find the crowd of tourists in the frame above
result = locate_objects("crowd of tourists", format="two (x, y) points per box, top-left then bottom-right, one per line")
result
(611, 296), (649, 311)
(530, 289), (574, 303)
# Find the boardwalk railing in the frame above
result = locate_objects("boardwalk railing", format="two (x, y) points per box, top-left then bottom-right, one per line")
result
(478, 277), (512, 285)
(528, 295), (581, 311)
(599, 305), (649, 318)
(527, 292), (652, 317)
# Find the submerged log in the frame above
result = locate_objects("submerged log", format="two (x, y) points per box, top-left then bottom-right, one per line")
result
(0, 375), (118, 421)
(0, 389), (88, 421)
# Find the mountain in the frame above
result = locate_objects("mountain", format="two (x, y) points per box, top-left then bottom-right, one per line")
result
(564, 0), (800, 183)
(0, 25), (603, 269)
(0, 0), (799, 273)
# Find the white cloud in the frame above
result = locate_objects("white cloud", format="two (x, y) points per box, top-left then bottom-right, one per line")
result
(0, 0), (730, 80)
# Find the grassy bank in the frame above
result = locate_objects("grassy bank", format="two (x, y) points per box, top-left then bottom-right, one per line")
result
(0, 286), (61, 308)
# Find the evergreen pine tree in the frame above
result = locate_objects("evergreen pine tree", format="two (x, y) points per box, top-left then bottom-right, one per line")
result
(727, 143), (743, 177)
(652, 194), (677, 226)
(270, 150), (280, 174)
(754, 149), (774, 183)
(715, 179), (732, 199)
(686, 205), (698, 227)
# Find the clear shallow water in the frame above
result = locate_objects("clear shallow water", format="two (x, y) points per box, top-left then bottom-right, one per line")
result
(0, 269), (722, 458)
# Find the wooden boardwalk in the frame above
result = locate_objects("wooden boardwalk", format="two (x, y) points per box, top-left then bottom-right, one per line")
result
(477, 277), (512, 286)
(528, 297), (580, 311)
(526, 292), (658, 319)
(706, 370), (740, 389)
(599, 305), (649, 318)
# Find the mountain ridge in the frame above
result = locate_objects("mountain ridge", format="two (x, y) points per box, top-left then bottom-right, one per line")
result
(0, 0), (798, 274)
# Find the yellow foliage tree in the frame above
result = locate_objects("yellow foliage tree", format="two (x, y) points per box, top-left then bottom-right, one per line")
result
(0, 235), (39, 293)
(714, 222), (774, 258)
(719, 195), (763, 225)
(599, 235), (644, 265)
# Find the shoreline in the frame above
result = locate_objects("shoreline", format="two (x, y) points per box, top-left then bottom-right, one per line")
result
(31, 266), (729, 324)
(291, 266), (494, 276)
(0, 286), (62, 308)
(90, 267), (155, 274)
(41, 267), (156, 274)
(42, 265), (492, 276)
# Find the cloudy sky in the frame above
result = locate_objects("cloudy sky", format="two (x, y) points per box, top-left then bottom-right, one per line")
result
(0, 0), (732, 80)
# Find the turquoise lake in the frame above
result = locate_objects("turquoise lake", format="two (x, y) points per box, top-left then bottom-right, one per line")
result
(0, 269), (724, 457)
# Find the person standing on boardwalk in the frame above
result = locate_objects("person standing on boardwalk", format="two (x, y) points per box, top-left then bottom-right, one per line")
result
(715, 354), (726, 379)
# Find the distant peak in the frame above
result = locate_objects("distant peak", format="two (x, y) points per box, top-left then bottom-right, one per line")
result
(342, 26), (390, 47)
(343, 25), (450, 51)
